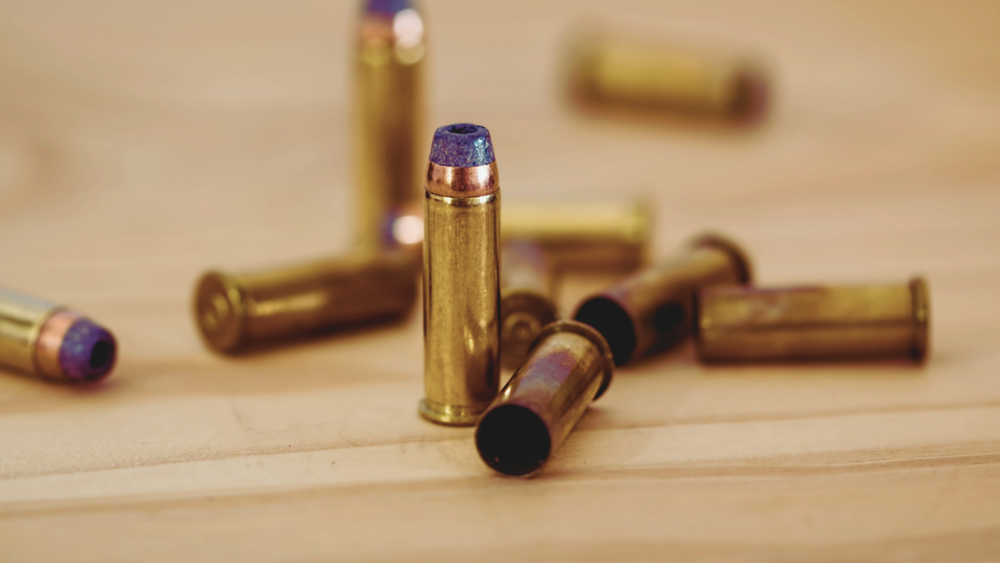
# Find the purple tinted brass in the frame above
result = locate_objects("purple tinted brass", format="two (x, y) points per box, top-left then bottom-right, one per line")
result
(500, 241), (559, 370)
(476, 320), (614, 477)
(193, 252), (417, 354)
(696, 277), (930, 363)
(574, 233), (752, 366)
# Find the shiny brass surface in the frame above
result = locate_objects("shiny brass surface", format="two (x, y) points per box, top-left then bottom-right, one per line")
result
(696, 277), (930, 363)
(500, 241), (559, 370)
(0, 287), (58, 375)
(574, 233), (753, 366)
(193, 252), (417, 354)
(566, 30), (769, 123)
(421, 164), (501, 426)
(476, 320), (614, 477)
(501, 198), (651, 272)
(426, 162), (499, 198)
(355, 5), (426, 250)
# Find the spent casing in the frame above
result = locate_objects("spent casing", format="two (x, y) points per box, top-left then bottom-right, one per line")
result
(193, 252), (417, 354)
(696, 277), (930, 363)
(566, 29), (769, 124)
(500, 240), (559, 370)
(476, 320), (614, 477)
(574, 233), (752, 366)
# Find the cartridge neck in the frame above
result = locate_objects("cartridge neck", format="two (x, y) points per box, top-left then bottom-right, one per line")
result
(425, 161), (499, 198)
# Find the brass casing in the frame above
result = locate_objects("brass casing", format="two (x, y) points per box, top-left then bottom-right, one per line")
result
(566, 30), (769, 123)
(501, 199), (651, 272)
(0, 287), (58, 375)
(696, 277), (930, 363)
(476, 320), (614, 477)
(193, 252), (417, 354)
(574, 233), (752, 366)
(421, 184), (501, 426)
(355, 6), (426, 250)
(500, 241), (559, 370)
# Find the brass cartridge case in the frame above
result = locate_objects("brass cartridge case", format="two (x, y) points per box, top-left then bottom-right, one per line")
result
(476, 320), (614, 477)
(420, 123), (501, 426)
(696, 277), (930, 363)
(500, 240), (559, 370)
(501, 198), (651, 272)
(193, 252), (417, 354)
(0, 287), (117, 383)
(566, 29), (769, 123)
(355, 0), (426, 251)
(574, 233), (752, 366)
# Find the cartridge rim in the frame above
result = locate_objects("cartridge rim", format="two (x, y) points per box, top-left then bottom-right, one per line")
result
(193, 271), (246, 354)
(690, 232), (754, 284)
(499, 289), (560, 371)
(910, 276), (930, 363)
(418, 399), (486, 427)
(529, 320), (615, 400)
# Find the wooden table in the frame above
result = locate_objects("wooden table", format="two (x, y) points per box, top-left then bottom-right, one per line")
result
(1, 0), (998, 560)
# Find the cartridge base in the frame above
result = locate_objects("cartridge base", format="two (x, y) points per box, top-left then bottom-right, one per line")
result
(418, 399), (486, 427)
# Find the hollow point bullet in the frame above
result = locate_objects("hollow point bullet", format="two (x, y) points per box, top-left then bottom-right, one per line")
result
(476, 320), (614, 477)
(0, 287), (117, 383)
(565, 28), (769, 124)
(193, 252), (417, 354)
(500, 240), (559, 370)
(574, 233), (752, 366)
(696, 277), (931, 363)
(420, 123), (501, 426)
(355, 0), (426, 252)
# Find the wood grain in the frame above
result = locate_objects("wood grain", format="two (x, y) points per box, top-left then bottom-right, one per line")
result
(1, 0), (999, 561)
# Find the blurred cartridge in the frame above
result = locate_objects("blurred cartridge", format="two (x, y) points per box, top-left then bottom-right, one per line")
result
(500, 240), (559, 370)
(420, 123), (501, 426)
(565, 28), (769, 124)
(502, 198), (651, 272)
(193, 252), (417, 354)
(0, 287), (117, 383)
(476, 320), (614, 477)
(355, 0), (426, 251)
(696, 277), (930, 363)
(574, 233), (752, 366)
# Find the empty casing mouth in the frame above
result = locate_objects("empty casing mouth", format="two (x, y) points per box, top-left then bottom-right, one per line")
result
(476, 404), (552, 477)
(476, 320), (614, 477)
(573, 296), (636, 366)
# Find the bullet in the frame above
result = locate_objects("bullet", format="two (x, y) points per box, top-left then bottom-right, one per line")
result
(355, 0), (426, 251)
(0, 287), (117, 383)
(696, 277), (930, 363)
(193, 252), (417, 354)
(565, 29), (769, 124)
(420, 123), (501, 426)
(502, 198), (651, 272)
(476, 320), (614, 477)
(500, 240), (559, 370)
(574, 233), (752, 366)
